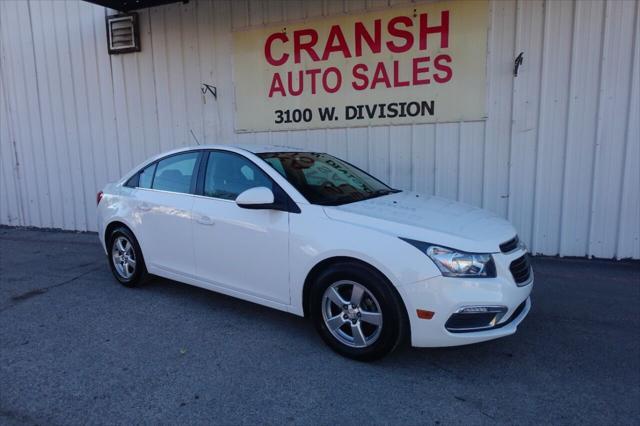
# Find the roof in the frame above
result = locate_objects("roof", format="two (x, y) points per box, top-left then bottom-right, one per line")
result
(234, 144), (304, 154)
(177, 144), (306, 154)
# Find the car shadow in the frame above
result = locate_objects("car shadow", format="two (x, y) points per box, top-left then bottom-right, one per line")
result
(132, 273), (534, 369)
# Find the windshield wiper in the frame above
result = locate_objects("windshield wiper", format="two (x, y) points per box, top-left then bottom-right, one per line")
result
(369, 188), (401, 196)
(318, 189), (401, 206)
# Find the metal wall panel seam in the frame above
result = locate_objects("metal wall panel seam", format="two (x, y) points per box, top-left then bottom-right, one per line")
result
(614, 0), (639, 259)
(588, 0), (635, 258)
(0, 3), (29, 225)
(27, 0), (53, 227)
(585, 1), (608, 258)
(504, 0), (521, 222)
(0, 22), (25, 226)
(66, 0), (97, 231)
(78, 1), (106, 231)
(528, 0), (549, 254)
(62, 0), (84, 229)
(14, 0), (44, 228)
(104, 8), (124, 178)
(2, 2), (31, 227)
(557, 0), (578, 257)
(33, 1), (66, 228)
(147, 10), (164, 153)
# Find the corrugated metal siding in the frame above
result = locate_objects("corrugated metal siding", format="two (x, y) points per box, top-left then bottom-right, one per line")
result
(0, 0), (638, 259)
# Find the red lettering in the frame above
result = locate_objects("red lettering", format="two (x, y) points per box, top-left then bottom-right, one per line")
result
(322, 25), (352, 61)
(371, 62), (391, 89)
(386, 16), (414, 53)
(264, 33), (289, 66)
(412, 56), (431, 85)
(305, 68), (321, 94)
(288, 70), (303, 96)
(352, 64), (369, 90)
(268, 73), (286, 97)
(433, 54), (452, 83)
(393, 60), (410, 87)
(419, 11), (449, 50)
(322, 67), (342, 93)
(354, 20), (381, 57)
(294, 29), (320, 63)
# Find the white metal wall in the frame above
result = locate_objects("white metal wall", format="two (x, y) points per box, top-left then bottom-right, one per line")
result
(1, 0), (638, 259)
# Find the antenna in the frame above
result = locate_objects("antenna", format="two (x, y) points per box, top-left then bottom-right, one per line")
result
(189, 129), (201, 146)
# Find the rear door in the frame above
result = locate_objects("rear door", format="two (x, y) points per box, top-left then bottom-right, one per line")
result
(134, 151), (202, 277)
(191, 150), (290, 304)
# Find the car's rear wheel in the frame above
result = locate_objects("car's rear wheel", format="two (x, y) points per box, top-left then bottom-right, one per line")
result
(310, 262), (407, 361)
(108, 226), (147, 287)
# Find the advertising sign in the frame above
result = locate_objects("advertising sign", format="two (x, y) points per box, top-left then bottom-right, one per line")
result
(233, 0), (488, 131)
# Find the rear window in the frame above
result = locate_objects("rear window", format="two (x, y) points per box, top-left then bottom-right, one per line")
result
(139, 163), (156, 188)
(151, 152), (198, 194)
(124, 162), (156, 188)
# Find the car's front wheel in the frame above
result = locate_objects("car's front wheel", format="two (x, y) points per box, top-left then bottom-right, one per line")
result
(310, 262), (407, 361)
(107, 226), (147, 287)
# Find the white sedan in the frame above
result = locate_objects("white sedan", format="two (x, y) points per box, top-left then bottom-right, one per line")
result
(97, 145), (533, 361)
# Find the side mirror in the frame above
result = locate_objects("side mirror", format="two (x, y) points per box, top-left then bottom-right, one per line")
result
(235, 186), (275, 209)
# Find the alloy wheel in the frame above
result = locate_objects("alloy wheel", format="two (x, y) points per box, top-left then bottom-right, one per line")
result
(321, 280), (383, 348)
(111, 236), (136, 280)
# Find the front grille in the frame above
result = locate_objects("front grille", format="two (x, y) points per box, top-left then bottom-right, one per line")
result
(500, 236), (519, 253)
(510, 254), (531, 285)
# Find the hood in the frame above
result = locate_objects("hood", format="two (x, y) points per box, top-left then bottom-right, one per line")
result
(323, 191), (517, 253)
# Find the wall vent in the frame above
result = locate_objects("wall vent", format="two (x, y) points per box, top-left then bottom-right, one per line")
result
(106, 13), (140, 54)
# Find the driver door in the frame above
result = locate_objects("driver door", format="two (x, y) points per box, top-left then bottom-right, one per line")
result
(191, 150), (290, 304)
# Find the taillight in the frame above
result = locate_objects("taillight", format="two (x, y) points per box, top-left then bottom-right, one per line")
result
(96, 191), (104, 205)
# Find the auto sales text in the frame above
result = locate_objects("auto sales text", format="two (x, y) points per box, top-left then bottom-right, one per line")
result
(265, 10), (452, 97)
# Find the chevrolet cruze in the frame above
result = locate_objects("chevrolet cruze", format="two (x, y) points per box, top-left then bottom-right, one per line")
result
(97, 145), (533, 360)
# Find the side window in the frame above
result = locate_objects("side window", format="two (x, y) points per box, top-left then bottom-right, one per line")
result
(204, 151), (273, 200)
(138, 163), (156, 189)
(124, 163), (155, 188)
(152, 152), (198, 194)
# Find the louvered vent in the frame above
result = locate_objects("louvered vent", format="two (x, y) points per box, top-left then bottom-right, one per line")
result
(106, 13), (140, 54)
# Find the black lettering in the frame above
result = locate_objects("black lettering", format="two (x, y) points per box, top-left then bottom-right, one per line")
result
(365, 104), (378, 119)
(318, 106), (337, 121)
(345, 106), (358, 120)
(387, 102), (398, 118)
(378, 103), (386, 118)
(422, 100), (434, 116)
(407, 101), (420, 116)
(399, 102), (407, 117)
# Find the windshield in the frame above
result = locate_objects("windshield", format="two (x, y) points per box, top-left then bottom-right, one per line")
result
(257, 152), (400, 206)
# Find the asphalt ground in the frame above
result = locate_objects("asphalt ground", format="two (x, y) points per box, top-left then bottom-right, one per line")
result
(1, 227), (639, 425)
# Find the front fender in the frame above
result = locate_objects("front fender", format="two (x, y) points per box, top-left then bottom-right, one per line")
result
(288, 204), (441, 316)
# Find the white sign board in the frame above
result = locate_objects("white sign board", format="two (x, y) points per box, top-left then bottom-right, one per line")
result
(233, 0), (488, 131)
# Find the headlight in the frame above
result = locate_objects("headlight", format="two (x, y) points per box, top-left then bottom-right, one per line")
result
(400, 238), (496, 278)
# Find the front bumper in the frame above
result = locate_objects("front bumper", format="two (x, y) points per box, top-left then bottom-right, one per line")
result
(397, 251), (533, 348)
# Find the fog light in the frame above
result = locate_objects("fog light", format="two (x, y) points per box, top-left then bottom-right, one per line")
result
(459, 306), (491, 313)
(445, 305), (508, 332)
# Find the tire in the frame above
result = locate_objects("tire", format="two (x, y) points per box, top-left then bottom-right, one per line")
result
(310, 261), (407, 361)
(107, 226), (148, 287)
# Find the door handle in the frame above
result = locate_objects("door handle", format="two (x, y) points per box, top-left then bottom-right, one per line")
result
(138, 203), (151, 211)
(196, 215), (215, 226)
